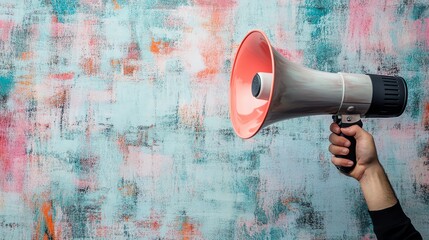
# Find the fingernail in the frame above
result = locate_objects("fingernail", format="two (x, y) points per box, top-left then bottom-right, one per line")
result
(345, 141), (351, 147)
(346, 161), (354, 166)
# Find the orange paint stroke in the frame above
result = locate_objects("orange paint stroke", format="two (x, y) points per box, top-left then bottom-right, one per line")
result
(42, 202), (56, 240)
(150, 38), (172, 55)
(123, 60), (139, 76)
(111, 59), (121, 67)
(18, 75), (34, 85)
(110, 59), (122, 72)
(195, 35), (223, 79)
(48, 90), (69, 108)
(21, 51), (34, 60)
(195, 8), (230, 80)
(112, 0), (121, 10)
(181, 220), (197, 240)
(15, 75), (34, 98)
(82, 57), (98, 75)
(34, 201), (56, 240)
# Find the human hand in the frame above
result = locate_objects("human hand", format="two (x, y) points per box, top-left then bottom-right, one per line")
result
(328, 122), (381, 181)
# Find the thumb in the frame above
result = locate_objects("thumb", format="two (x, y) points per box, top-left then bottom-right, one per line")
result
(340, 125), (367, 140)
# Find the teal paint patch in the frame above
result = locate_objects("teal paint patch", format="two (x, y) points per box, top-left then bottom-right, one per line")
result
(403, 47), (429, 72)
(0, 73), (15, 98)
(310, 41), (342, 72)
(64, 191), (90, 238)
(272, 198), (288, 220)
(237, 175), (260, 202)
(397, 2), (428, 20)
(401, 47), (429, 119)
(51, 0), (77, 23)
(254, 203), (268, 225)
(269, 227), (285, 239)
(118, 179), (139, 219)
(299, 1), (342, 71)
(302, 1), (333, 25)
(412, 4), (428, 20)
(406, 75), (424, 119)
(316, 42), (341, 67)
(12, 25), (30, 59)
(396, 2), (406, 16)
(304, 6), (329, 24)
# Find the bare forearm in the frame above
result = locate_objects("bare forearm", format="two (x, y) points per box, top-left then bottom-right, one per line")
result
(359, 163), (397, 211)
(362, 163), (423, 239)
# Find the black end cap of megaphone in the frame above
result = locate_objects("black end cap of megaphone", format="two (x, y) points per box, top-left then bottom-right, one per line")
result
(252, 73), (261, 98)
(365, 74), (408, 118)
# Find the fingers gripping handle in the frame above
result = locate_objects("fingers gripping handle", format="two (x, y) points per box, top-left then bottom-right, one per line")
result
(333, 116), (363, 174)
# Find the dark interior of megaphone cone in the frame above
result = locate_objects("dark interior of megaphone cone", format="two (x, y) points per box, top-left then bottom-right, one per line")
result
(230, 31), (274, 139)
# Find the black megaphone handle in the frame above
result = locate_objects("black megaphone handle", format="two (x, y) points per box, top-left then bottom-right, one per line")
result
(333, 116), (363, 174)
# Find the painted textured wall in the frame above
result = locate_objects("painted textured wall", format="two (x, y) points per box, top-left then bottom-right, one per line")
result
(0, 0), (428, 239)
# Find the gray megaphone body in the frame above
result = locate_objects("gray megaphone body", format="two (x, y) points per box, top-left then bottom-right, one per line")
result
(229, 30), (407, 173)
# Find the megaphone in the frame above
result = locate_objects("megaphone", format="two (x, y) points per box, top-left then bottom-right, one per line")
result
(229, 30), (407, 173)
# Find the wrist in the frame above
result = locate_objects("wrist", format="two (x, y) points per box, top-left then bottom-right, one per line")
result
(359, 160), (383, 183)
(359, 161), (398, 211)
